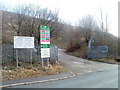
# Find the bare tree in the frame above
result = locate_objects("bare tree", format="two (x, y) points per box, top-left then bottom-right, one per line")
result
(6, 4), (29, 36)
(97, 9), (111, 45)
(78, 15), (98, 45)
(35, 8), (59, 44)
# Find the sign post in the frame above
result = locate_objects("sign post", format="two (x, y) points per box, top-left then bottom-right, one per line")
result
(30, 48), (33, 67)
(40, 25), (50, 67)
(16, 49), (18, 68)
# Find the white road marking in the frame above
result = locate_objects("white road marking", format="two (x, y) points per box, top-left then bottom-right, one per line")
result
(79, 66), (84, 67)
(98, 69), (103, 71)
(58, 49), (64, 51)
(73, 62), (83, 65)
(58, 54), (61, 55)
(88, 70), (92, 72)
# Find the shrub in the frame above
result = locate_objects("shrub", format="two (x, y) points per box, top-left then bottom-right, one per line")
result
(66, 43), (81, 52)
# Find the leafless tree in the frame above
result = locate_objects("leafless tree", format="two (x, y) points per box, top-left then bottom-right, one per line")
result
(34, 7), (59, 44)
(78, 15), (98, 45)
(6, 4), (29, 36)
(97, 9), (111, 45)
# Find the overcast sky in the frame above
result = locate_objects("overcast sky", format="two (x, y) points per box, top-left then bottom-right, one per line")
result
(1, 0), (119, 37)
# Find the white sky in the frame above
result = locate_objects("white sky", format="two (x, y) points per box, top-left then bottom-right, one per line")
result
(1, 0), (119, 37)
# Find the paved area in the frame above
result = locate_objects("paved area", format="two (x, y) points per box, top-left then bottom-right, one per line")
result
(58, 49), (118, 75)
(11, 67), (118, 88)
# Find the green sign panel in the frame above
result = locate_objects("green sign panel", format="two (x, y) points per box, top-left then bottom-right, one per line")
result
(41, 44), (50, 48)
(40, 25), (50, 31)
(40, 25), (50, 58)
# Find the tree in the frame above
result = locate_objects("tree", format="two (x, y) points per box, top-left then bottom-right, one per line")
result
(78, 15), (98, 45)
(35, 8), (59, 44)
(96, 9), (111, 45)
(7, 4), (29, 36)
(5, 4), (59, 44)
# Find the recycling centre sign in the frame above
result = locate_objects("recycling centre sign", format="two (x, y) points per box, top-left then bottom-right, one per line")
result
(40, 25), (50, 58)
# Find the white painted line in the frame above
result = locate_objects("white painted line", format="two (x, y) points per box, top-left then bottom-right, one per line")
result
(73, 62), (80, 64)
(58, 54), (61, 55)
(0, 85), (10, 88)
(10, 83), (25, 87)
(79, 66), (84, 67)
(98, 69), (103, 71)
(87, 70), (92, 72)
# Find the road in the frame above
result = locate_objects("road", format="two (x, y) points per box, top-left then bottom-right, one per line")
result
(11, 67), (118, 88)
(10, 49), (118, 88)
(58, 49), (117, 74)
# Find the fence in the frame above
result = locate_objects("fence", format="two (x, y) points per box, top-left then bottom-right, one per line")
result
(2, 44), (58, 65)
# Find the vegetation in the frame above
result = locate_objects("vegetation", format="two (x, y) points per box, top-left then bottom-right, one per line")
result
(1, 3), (118, 63)
(2, 61), (68, 81)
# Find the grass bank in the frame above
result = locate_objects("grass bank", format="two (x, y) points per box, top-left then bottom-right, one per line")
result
(2, 61), (68, 81)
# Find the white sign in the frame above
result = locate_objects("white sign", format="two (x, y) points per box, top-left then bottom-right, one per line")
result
(41, 48), (50, 58)
(14, 36), (34, 48)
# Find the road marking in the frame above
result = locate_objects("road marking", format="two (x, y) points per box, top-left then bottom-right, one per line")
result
(58, 54), (61, 55)
(58, 49), (64, 51)
(98, 69), (103, 71)
(73, 62), (83, 64)
(97, 69), (104, 72)
(79, 66), (84, 67)
(88, 70), (92, 72)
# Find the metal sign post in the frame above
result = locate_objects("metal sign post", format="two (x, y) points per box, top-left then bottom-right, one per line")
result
(41, 58), (44, 67)
(16, 49), (18, 68)
(47, 58), (49, 66)
(30, 48), (33, 67)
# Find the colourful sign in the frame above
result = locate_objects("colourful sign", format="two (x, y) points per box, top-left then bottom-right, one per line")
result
(40, 25), (50, 58)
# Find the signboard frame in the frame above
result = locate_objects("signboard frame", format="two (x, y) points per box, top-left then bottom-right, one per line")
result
(14, 36), (34, 67)
(14, 36), (34, 49)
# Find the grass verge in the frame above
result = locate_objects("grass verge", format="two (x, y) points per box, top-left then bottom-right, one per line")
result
(2, 61), (68, 81)
(91, 58), (120, 64)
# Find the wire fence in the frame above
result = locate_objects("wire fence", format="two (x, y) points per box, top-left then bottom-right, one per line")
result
(2, 44), (58, 65)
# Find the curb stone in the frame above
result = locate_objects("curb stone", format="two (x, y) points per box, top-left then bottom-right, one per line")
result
(0, 72), (75, 88)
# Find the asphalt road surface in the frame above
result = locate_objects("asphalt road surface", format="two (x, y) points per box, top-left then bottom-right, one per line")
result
(9, 49), (118, 88)
(58, 49), (117, 74)
(11, 67), (118, 88)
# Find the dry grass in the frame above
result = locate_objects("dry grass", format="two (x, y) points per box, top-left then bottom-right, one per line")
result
(2, 61), (68, 81)
(66, 43), (87, 58)
(91, 58), (120, 64)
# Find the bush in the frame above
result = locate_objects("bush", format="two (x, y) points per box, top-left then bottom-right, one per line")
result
(66, 43), (81, 52)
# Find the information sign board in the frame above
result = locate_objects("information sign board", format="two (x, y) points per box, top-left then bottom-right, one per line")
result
(40, 25), (50, 58)
(14, 36), (34, 48)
